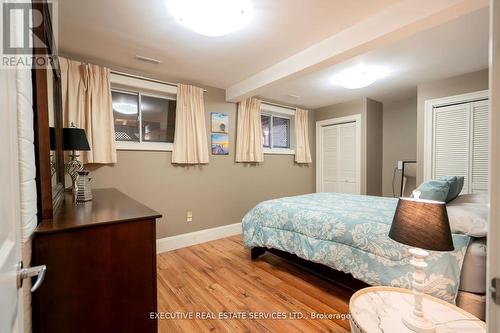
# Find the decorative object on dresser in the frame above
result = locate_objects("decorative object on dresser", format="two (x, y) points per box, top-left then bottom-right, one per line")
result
(32, 188), (161, 333)
(349, 287), (485, 333)
(51, 124), (91, 191)
(74, 170), (93, 202)
(62, 123), (91, 191)
(389, 197), (454, 333)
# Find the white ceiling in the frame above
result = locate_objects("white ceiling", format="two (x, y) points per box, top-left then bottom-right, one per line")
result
(59, 0), (488, 109)
(259, 7), (489, 108)
(59, 0), (399, 88)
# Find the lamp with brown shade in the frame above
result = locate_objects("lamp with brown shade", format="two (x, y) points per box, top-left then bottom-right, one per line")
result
(389, 196), (454, 333)
(50, 123), (91, 191)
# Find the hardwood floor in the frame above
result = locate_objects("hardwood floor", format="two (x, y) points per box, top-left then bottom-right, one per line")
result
(157, 235), (356, 333)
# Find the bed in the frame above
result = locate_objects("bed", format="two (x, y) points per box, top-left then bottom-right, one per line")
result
(242, 192), (471, 303)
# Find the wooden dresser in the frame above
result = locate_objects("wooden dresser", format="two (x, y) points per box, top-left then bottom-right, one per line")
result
(32, 188), (161, 333)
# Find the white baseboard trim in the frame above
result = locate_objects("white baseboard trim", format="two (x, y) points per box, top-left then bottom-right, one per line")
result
(156, 222), (242, 253)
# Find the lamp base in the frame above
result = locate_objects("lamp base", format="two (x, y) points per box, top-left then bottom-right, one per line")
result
(404, 247), (435, 333)
(66, 151), (83, 194)
(403, 312), (435, 333)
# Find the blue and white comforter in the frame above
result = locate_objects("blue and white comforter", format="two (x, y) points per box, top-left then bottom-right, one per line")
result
(242, 192), (470, 303)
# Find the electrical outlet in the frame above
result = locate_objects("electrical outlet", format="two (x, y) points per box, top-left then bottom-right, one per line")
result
(186, 211), (193, 223)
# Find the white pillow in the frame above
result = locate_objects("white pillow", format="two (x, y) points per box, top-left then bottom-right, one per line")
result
(446, 202), (488, 237)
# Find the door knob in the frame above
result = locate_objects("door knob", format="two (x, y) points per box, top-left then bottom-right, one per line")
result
(17, 261), (47, 292)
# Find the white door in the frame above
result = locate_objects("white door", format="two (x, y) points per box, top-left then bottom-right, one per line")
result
(470, 100), (489, 193)
(320, 124), (340, 192)
(488, 0), (500, 331)
(431, 103), (471, 193)
(317, 116), (360, 194)
(0, 69), (23, 332)
(430, 99), (490, 194)
(337, 123), (358, 194)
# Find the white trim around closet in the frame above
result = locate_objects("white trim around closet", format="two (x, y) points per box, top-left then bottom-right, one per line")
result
(156, 222), (242, 253)
(423, 90), (489, 181)
(316, 114), (362, 193)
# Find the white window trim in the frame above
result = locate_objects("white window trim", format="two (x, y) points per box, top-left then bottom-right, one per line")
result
(116, 141), (173, 152)
(261, 103), (295, 116)
(263, 147), (295, 155)
(110, 73), (177, 95)
(423, 89), (489, 181)
(111, 74), (176, 152)
(261, 103), (295, 155)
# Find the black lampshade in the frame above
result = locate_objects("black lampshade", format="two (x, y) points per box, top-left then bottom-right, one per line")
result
(50, 127), (91, 151)
(389, 198), (454, 252)
(49, 127), (56, 150)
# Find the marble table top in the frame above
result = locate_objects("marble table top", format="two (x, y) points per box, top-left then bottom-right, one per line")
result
(349, 287), (485, 333)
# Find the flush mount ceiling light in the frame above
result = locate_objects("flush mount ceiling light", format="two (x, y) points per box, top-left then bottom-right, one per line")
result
(113, 102), (137, 115)
(166, 0), (253, 37)
(332, 65), (389, 89)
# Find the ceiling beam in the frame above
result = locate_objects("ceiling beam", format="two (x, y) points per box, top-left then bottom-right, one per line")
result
(225, 0), (488, 102)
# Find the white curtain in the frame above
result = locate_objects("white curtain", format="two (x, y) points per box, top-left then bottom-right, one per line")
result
(60, 57), (117, 164)
(236, 97), (263, 162)
(172, 84), (209, 164)
(294, 108), (312, 163)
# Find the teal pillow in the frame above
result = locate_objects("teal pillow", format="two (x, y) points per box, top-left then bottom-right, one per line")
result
(414, 180), (450, 202)
(439, 176), (465, 202)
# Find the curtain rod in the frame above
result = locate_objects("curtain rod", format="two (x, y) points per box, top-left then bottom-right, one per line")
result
(261, 101), (297, 111)
(110, 70), (208, 92)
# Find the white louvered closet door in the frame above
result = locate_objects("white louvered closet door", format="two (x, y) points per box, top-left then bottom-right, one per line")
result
(432, 103), (471, 193)
(337, 123), (358, 194)
(321, 125), (339, 192)
(471, 100), (489, 193)
(319, 122), (359, 194)
(431, 99), (489, 194)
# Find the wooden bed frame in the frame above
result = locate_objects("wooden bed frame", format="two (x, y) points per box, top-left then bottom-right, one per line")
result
(250, 246), (369, 291)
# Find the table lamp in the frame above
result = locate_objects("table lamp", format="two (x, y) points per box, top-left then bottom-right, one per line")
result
(50, 124), (91, 191)
(389, 196), (454, 333)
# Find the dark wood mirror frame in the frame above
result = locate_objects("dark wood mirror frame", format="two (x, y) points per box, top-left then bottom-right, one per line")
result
(32, 0), (65, 222)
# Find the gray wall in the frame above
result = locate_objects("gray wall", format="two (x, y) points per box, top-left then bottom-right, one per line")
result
(87, 68), (488, 239)
(416, 69), (489, 184)
(366, 98), (383, 196)
(382, 96), (417, 197)
(89, 85), (316, 238)
(314, 98), (383, 195)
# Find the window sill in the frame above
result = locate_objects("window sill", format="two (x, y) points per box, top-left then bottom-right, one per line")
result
(115, 144), (294, 155)
(263, 148), (295, 155)
(116, 141), (173, 152)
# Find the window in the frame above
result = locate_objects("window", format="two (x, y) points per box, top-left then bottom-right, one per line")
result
(261, 114), (291, 148)
(272, 116), (291, 148)
(110, 72), (178, 151)
(261, 104), (295, 154)
(113, 91), (140, 142)
(141, 95), (176, 143)
(112, 89), (176, 151)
